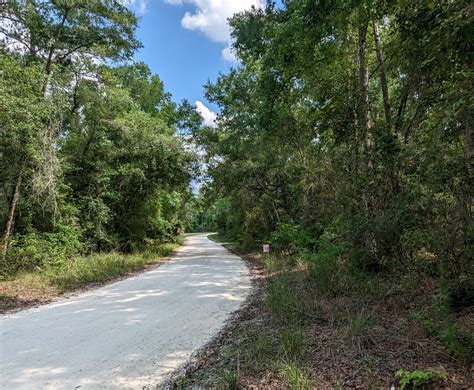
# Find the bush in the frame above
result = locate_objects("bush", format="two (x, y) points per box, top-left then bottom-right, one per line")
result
(270, 221), (317, 253)
(2, 226), (83, 276)
(395, 369), (447, 389)
(304, 222), (351, 296)
(413, 299), (474, 365)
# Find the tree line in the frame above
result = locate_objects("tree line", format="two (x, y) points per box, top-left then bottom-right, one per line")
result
(0, 0), (200, 274)
(197, 1), (472, 306)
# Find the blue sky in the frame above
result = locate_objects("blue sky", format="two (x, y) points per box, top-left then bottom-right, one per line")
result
(126, 0), (264, 120)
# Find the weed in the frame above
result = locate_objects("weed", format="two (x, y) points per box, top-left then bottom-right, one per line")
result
(175, 375), (189, 389)
(362, 356), (376, 389)
(263, 254), (295, 272)
(395, 368), (447, 389)
(278, 361), (313, 390)
(217, 369), (239, 389)
(266, 274), (301, 323)
(413, 302), (473, 365)
(243, 328), (272, 367)
(439, 323), (473, 365)
(342, 308), (374, 352)
(279, 326), (306, 361)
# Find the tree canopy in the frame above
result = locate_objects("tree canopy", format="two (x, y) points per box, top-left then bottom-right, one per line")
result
(198, 0), (472, 297)
(1, 0), (200, 270)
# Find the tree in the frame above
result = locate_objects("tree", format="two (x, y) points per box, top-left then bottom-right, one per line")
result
(197, 0), (472, 290)
(1, 0), (141, 251)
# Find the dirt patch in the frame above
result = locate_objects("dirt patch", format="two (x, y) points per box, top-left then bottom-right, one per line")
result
(0, 276), (58, 314)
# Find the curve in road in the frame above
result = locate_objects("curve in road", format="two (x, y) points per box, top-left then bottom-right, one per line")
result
(0, 234), (251, 389)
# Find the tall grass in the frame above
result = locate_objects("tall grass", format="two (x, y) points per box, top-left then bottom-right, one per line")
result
(2, 242), (179, 295)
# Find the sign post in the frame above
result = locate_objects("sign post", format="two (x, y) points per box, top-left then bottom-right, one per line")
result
(262, 243), (270, 253)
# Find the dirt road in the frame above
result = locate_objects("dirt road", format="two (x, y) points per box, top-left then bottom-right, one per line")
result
(0, 234), (251, 389)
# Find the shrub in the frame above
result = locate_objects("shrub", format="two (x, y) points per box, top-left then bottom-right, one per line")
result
(413, 300), (474, 365)
(439, 323), (473, 365)
(395, 369), (447, 389)
(3, 226), (82, 275)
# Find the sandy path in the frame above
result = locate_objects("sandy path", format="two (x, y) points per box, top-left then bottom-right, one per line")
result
(0, 234), (251, 389)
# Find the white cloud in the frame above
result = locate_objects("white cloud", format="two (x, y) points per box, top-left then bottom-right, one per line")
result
(165, 0), (264, 61)
(122, 0), (148, 15)
(195, 100), (217, 127)
(222, 45), (237, 62)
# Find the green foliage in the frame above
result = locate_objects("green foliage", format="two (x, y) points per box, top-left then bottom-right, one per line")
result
(395, 368), (447, 389)
(266, 275), (301, 324)
(196, 0), (473, 363)
(344, 310), (374, 349)
(439, 324), (473, 365)
(279, 326), (306, 361)
(270, 222), (316, 253)
(45, 242), (178, 293)
(244, 328), (272, 365)
(217, 369), (239, 390)
(1, 1), (200, 275)
(277, 362), (313, 390)
(2, 227), (83, 276)
(413, 299), (474, 365)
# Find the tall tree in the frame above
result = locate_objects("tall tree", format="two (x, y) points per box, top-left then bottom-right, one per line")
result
(1, 0), (140, 251)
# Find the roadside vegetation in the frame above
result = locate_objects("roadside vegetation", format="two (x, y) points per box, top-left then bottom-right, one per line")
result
(0, 2), (202, 311)
(173, 244), (472, 388)
(184, 0), (473, 388)
(0, 240), (180, 313)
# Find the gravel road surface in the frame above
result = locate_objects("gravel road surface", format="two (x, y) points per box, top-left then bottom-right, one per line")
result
(0, 234), (251, 389)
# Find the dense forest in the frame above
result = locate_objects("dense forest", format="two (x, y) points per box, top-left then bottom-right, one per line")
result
(0, 1), (202, 277)
(187, 0), (473, 386)
(199, 0), (472, 309)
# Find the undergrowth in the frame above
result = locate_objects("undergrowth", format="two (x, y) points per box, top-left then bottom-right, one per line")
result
(0, 241), (180, 300)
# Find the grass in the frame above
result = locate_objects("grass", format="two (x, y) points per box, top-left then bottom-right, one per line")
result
(266, 274), (301, 323)
(207, 233), (233, 244)
(46, 243), (178, 292)
(277, 361), (313, 390)
(413, 302), (474, 365)
(0, 241), (180, 311)
(279, 326), (306, 361)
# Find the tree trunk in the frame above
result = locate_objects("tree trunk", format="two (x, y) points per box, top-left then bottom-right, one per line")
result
(372, 19), (400, 193)
(358, 21), (373, 183)
(41, 10), (69, 94)
(2, 173), (22, 258)
(358, 18), (377, 257)
(372, 20), (392, 128)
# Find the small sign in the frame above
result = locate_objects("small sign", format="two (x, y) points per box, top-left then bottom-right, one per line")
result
(262, 243), (270, 253)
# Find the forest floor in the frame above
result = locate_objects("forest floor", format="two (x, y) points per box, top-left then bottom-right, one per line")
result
(0, 241), (181, 314)
(167, 236), (473, 389)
